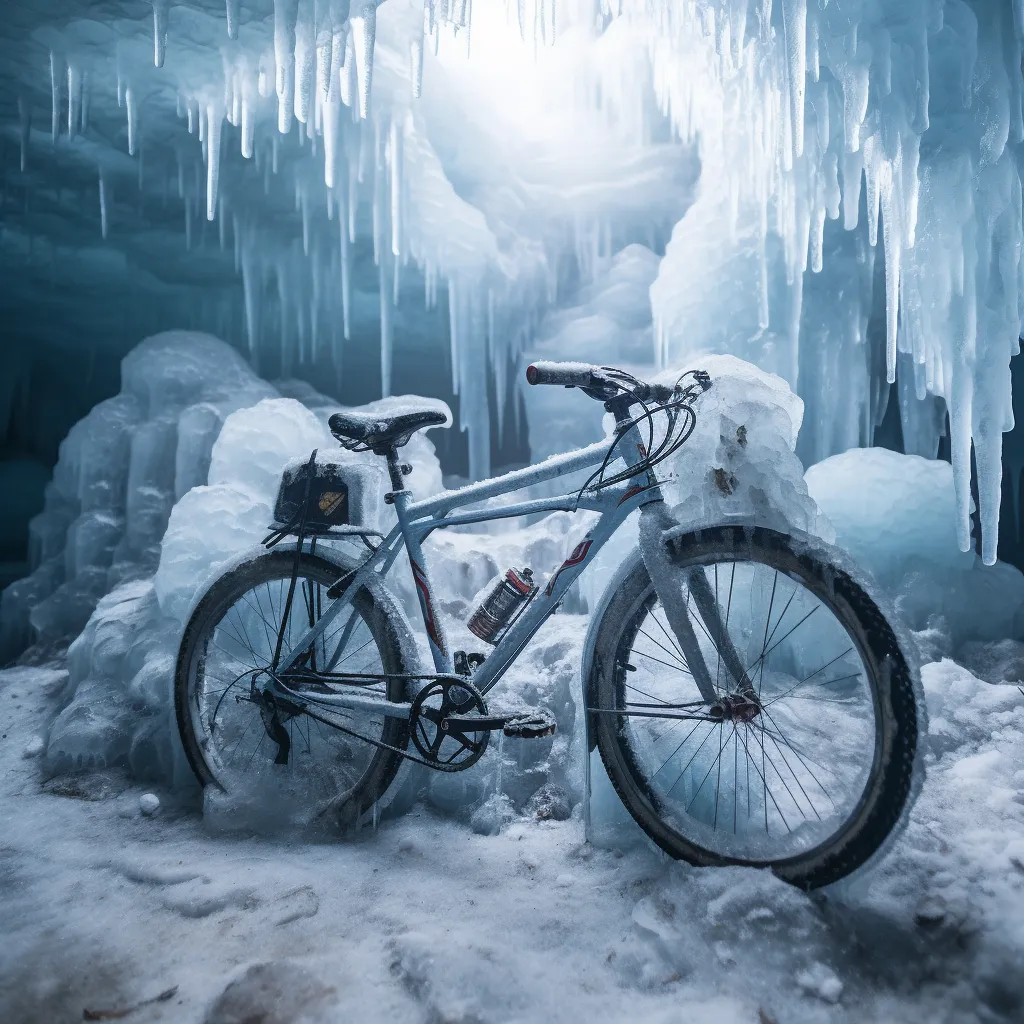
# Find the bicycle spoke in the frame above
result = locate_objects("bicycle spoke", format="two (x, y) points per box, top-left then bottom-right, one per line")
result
(649, 608), (688, 665)
(636, 627), (689, 670)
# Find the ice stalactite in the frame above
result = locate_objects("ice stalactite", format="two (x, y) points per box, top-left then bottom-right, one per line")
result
(226, 0), (241, 40)
(152, 0), (168, 68)
(125, 85), (139, 157)
(389, 117), (403, 257)
(241, 94), (255, 158)
(67, 64), (82, 138)
(49, 51), (63, 144)
(98, 172), (109, 240)
(351, 3), (377, 119)
(294, 0), (316, 124)
(206, 105), (223, 221)
(275, 0), (299, 133)
(18, 95), (31, 171)
(637, 0), (1024, 564)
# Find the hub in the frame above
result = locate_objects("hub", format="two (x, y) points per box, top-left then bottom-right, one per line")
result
(708, 690), (761, 724)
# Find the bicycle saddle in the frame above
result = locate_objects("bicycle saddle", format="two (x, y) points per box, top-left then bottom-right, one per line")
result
(329, 402), (451, 454)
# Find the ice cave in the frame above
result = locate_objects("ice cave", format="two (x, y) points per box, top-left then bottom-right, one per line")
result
(3, 1), (1024, 1022)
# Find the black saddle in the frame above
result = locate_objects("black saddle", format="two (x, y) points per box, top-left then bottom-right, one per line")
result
(329, 403), (450, 454)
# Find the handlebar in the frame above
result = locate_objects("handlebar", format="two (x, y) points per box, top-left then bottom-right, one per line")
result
(525, 360), (712, 405)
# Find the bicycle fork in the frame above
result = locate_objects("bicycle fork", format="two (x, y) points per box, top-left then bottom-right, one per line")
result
(638, 500), (754, 705)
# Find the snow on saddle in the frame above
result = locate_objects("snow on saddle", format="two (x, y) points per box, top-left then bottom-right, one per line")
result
(329, 400), (451, 455)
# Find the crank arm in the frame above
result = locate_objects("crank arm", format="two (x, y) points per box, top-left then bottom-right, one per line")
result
(442, 711), (557, 738)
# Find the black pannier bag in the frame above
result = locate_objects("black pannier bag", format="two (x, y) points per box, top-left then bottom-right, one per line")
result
(271, 449), (381, 537)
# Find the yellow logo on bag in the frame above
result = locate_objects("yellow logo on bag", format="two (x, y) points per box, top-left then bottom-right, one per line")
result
(318, 490), (346, 516)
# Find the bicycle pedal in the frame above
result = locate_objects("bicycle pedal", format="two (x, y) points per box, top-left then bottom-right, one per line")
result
(503, 710), (557, 739)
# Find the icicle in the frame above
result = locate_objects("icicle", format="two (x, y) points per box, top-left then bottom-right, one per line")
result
(50, 51), (63, 144)
(317, 12), (333, 97)
(880, 167), (902, 384)
(81, 72), (90, 133)
(340, 32), (356, 108)
(348, 160), (358, 242)
(67, 64), (82, 139)
(241, 95), (255, 158)
(339, 196), (352, 340)
(18, 95), (31, 171)
(301, 189), (311, 254)
(842, 146), (863, 230)
(226, 0), (240, 39)
(782, 0), (806, 159)
(351, 3), (377, 120)
(411, 30), (424, 99)
(153, 0), (168, 68)
(323, 94), (340, 188)
(206, 105), (223, 221)
(275, 0), (299, 133)
(389, 119), (403, 257)
(98, 171), (108, 239)
(187, 99), (197, 134)
(807, 8), (819, 82)
(126, 86), (138, 157)
(295, 0), (316, 124)
(380, 252), (393, 395)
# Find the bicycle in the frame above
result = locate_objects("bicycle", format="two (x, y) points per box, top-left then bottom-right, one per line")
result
(174, 362), (918, 889)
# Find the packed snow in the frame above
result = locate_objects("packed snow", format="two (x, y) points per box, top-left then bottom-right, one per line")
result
(3, 635), (1024, 1022)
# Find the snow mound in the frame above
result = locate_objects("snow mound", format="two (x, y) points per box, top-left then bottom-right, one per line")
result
(806, 448), (1024, 648)
(658, 354), (833, 542)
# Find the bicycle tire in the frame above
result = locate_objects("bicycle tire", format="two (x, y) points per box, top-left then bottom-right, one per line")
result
(174, 549), (413, 825)
(590, 524), (918, 889)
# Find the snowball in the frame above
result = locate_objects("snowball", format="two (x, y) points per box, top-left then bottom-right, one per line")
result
(21, 736), (44, 759)
(139, 792), (160, 816)
(795, 962), (843, 1004)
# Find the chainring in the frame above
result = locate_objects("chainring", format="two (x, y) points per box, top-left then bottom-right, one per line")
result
(410, 678), (490, 771)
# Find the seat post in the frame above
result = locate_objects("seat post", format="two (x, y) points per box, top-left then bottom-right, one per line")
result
(384, 446), (406, 492)
(383, 446), (453, 671)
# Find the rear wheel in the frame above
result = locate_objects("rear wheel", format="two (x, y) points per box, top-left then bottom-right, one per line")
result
(591, 525), (917, 889)
(174, 550), (412, 825)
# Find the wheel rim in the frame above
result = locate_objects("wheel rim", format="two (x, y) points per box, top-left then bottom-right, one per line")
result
(190, 568), (393, 806)
(614, 558), (880, 864)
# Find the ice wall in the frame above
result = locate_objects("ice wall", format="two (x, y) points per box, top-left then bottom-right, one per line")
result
(5, 1), (1023, 558)
(0, 332), (275, 662)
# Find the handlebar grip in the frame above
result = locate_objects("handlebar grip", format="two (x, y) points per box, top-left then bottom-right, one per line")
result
(525, 361), (599, 388)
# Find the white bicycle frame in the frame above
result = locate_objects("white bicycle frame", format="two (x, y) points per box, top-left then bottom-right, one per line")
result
(271, 404), (741, 720)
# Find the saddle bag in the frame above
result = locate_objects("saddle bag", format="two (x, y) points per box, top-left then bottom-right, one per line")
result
(272, 449), (383, 536)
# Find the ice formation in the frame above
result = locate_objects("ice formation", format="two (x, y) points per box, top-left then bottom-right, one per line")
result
(8, 1), (1021, 557)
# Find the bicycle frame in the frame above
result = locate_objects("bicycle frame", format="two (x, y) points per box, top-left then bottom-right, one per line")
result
(271, 410), (668, 719)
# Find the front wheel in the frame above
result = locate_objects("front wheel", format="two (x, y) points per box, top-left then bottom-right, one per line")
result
(590, 525), (918, 889)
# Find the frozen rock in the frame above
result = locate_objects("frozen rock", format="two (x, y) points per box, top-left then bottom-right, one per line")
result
(204, 961), (337, 1024)
(525, 782), (572, 821)
(139, 792), (160, 816)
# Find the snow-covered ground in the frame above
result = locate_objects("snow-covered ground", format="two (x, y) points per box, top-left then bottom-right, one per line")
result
(3, 639), (1024, 1024)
